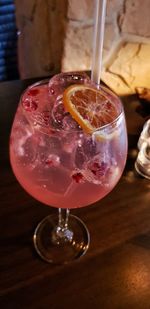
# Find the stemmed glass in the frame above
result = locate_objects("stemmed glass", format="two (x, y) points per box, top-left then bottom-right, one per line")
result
(10, 72), (127, 264)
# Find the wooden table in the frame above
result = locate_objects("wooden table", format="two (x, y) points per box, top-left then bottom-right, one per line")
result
(1, 78), (150, 309)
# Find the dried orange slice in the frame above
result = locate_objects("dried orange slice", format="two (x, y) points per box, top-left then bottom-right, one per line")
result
(63, 84), (120, 133)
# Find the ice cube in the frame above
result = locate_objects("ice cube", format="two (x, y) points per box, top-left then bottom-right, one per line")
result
(75, 145), (87, 169)
(82, 154), (110, 184)
(51, 95), (80, 132)
(49, 72), (90, 129)
(81, 169), (102, 185)
(82, 136), (97, 158)
(13, 126), (32, 157)
(31, 111), (50, 127)
(49, 72), (90, 123)
(62, 115), (79, 131)
(108, 166), (120, 188)
(62, 132), (78, 153)
(51, 95), (67, 129)
(48, 71), (90, 97)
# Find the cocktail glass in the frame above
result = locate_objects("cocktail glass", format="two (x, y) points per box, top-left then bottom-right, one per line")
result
(10, 72), (127, 263)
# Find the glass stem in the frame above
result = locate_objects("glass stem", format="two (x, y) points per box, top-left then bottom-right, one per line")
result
(51, 208), (73, 244)
(58, 208), (70, 230)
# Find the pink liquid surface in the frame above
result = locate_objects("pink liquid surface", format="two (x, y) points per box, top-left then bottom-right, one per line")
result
(10, 73), (127, 209)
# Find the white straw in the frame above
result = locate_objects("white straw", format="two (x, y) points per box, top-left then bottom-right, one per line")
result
(91, 0), (107, 85)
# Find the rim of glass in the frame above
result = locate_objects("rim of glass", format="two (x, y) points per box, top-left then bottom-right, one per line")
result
(21, 78), (124, 134)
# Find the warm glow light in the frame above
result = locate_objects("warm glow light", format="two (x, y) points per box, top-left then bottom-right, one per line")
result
(123, 255), (150, 299)
(124, 171), (136, 183)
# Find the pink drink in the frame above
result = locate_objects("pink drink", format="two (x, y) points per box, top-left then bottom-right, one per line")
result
(10, 72), (127, 209)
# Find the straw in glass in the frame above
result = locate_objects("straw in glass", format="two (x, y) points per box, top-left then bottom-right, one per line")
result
(91, 0), (107, 86)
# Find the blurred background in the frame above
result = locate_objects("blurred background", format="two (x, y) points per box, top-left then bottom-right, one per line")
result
(1, 0), (150, 96)
(0, 0), (18, 81)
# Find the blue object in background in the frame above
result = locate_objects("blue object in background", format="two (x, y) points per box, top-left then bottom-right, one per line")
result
(0, 0), (19, 81)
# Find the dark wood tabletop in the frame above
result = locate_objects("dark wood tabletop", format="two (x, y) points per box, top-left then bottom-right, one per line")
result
(1, 78), (150, 309)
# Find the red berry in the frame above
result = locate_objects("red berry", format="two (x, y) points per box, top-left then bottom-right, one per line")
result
(42, 111), (50, 126)
(23, 99), (38, 112)
(45, 159), (53, 166)
(90, 161), (107, 177)
(72, 172), (84, 183)
(28, 88), (39, 96)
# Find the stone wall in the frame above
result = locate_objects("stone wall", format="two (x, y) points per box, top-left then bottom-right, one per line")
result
(15, 0), (150, 95)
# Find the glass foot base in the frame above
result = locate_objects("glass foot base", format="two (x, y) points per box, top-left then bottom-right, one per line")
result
(33, 214), (90, 264)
